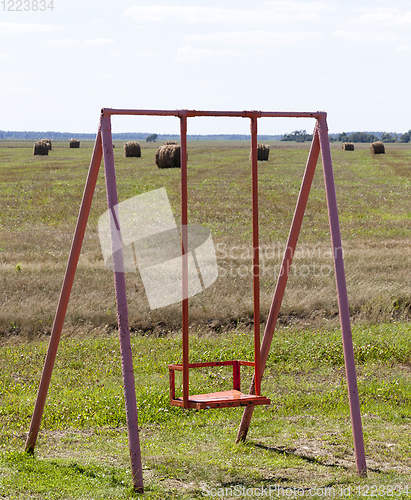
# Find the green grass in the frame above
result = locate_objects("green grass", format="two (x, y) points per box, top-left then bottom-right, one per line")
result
(1, 139), (411, 498)
(1, 324), (411, 498)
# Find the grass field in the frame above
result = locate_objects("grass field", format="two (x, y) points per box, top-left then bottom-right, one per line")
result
(1, 325), (411, 498)
(1, 139), (410, 336)
(0, 138), (411, 498)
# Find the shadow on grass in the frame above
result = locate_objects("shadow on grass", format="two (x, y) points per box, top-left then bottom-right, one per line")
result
(249, 442), (384, 474)
(250, 442), (349, 469)
(0, 451), (139, 498)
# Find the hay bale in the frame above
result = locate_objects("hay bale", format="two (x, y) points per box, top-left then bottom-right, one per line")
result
(155, 144), (181, 169)
(70, 139), (80, 149)
(42, 139), (52, 150)
(257, 143), (270, 161)
(124, 141), (141, 158)
(370, 141), (385, 154)
(342, 142), (354, 151)
(33, 141), (49, 156)
(164, 140), (178, 145)
(251, 144), (270, 161)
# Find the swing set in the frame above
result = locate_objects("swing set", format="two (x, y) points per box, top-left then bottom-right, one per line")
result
(24, 109), (367, 492)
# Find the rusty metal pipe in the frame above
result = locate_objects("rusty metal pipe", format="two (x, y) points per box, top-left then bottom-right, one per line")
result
(180, 113), (190, 408)
(101, 112), (144, 492)
(25, 123), (103, 454)
(317, 114), (367, 477)
(101, 107), (323, 120)
(236, 125), (321, 443)
(250, 116), (261, 396)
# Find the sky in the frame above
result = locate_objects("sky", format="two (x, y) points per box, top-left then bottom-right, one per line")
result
(1, 0), (411, 136)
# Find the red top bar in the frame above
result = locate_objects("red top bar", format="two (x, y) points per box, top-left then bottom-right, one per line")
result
(101, 108), (325, 120)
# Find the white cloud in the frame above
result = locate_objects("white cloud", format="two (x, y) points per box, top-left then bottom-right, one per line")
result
(351, 8), (411, 27)
(48, 38), (113, 46)
(125, 5), (229, 22)
(0, 86), (36, 92)
(334, 30), (398, 43)
(187, 30), (321, 45)
(124, 3), (332, 23)
(263, 1), (336, 14)
(85, 38), (114, 46)
(46, 38), (79, 45)
(0, 22), (56, 34)
(396, 45), (411, 51)
(0, 52), (11, 58)
(138, 51), (157, 57)
(176, 45), (231, 61)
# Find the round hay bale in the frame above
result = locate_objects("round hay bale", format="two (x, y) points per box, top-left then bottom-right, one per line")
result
(124, 141), (141, 158)
(42, 139), (52, 150)
(251, 144), (270, 161)
(164, 140), (178, 145)
(33, 141), (49, 156)
(370, 141), (385, 154)
(342, 142), (354, 151)
(257, 143), (270, 161)
(155, 144), (181, 169)
(70, 139), (80, 148)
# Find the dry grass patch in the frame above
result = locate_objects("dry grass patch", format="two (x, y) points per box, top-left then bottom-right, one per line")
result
(1, 141), (411, 336)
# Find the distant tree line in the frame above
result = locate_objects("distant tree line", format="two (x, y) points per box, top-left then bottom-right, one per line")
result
(145, 133), (158, 142)
(336, 132), (379, 143)
(1, 129), (410, 143)
(398, 130), (411, 143)
(0, 131), (283, 142)
(335, 131), (411, 143)
(280, 129), (411, 143)
(0, 131), (98, 140)
(281, 130), (313, 142)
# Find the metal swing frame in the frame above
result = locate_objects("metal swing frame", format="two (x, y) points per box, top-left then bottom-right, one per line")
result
(24, 109), (367, 494)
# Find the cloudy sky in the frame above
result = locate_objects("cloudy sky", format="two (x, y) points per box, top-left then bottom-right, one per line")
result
(1, 0), (411, 135)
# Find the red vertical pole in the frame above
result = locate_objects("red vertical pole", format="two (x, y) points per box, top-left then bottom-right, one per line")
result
(250, 115), (261, 396)
(233, 361), (241, 391)
(100, 111), (144, 492)
(317, 114), (367, 477)
(180, 111), (189, 408)
(25, 124), (103, 454)
(169, 368), (176, 401)
(236, 127), (321, 443)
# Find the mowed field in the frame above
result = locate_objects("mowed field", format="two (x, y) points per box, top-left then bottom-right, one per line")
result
(1, 139), (411, 499)
(1, 139), (411, 336)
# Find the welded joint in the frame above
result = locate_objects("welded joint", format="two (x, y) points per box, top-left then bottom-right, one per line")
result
(316, 112), (328, 133)
(249, 110), (262, 120)
(100, 107), (114, 117)
(178, 109), (189, 119)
